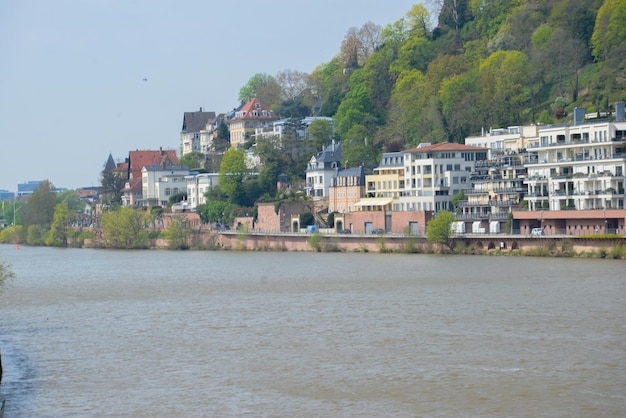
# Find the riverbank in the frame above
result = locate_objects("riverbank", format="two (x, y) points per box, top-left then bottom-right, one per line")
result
(210, 231), (626, 258)
(5, 227), (625, 259)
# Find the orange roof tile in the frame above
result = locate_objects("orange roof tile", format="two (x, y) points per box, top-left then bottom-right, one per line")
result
(128, 149), (178, 179)
(232, 98), (274, 120)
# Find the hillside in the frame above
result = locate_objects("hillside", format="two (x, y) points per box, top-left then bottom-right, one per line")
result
(260, 0), (625, 166)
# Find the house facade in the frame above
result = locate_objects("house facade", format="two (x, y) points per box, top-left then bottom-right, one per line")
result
(198, 113), (226, 154)
(141, 165), (190, 207)
(523, 107), (626, 212)
(180, 108), (216, 156)
(228, 98), (275, 149)
(122, 148), (179, 206)
(399, 142), (488, 212)
(186, 172), (219, 210)
(305, 140), (342, 199)
(328, 165), (370, 214)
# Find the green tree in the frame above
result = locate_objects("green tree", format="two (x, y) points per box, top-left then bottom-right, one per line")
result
(219, 148), (249, 205)
(309, 57), (346, 117)
(101, 207), (149, 249)
(0, 225), (24, 244)
(168, 191), (188, 206)
(255, 135), (289, 195)
(438, 0), (473, 32)
(306, 119), (334, 151)
(342, 135), (377, 167)
(26, 224), (47, 246)
(386, 69), (429, 145)
(381, 17), (410, 45)
(22, 180), (56, 228)
(426, 210), (456, 252)
(440, 72), (484, 142)
(479, 50), (530, 127)
(334, 73), (376, 139)
(56, 190), (84, 213)
(179, 152), (206, 170)
(200, 200), (235, 225)
(591, 0), (625, 60)
(47, 202), (71, 247)
(591, 0), (626, 90)
(100, 169), (126, 205)
(238, 73), (281, 108)
(450, 191), (467, 214)
(163, 215), (190, 250)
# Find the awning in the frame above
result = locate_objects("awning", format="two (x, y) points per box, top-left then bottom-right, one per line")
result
(354, 198), (393, 207)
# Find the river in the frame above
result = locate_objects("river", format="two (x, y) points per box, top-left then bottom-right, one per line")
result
(0, 245), (624, 417)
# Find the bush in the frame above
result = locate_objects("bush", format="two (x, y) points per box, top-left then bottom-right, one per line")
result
(307, 232), (322, 252)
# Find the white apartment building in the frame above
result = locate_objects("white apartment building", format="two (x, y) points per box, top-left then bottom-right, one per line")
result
(399, 142), (488, 212)
(524, 105), (626, 211)
(185, 173), (219, 210)
(141, 165), (190, 207)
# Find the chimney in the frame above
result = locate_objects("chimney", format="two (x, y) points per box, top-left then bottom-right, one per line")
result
(573, 107), (585, 125)
(615, 101), (625, 122)
(345, 161), (350, 169)
(332, 139), (335, 152)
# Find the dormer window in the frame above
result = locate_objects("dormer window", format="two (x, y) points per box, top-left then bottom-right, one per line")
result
(255, 103), (261, 108)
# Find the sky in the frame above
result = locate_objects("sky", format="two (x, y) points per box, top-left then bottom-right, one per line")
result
(0, 0), (419, 192)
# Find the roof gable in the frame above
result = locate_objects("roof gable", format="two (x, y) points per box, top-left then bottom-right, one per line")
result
(182, 109), (216, 132)
(128, 149), (179, 179)
(233, 98), (274, 120)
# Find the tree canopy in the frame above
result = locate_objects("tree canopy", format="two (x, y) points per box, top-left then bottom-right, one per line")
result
(219, 148), (249, 205)
(426, 210), (456, 252)
(22, 180), (56, 228)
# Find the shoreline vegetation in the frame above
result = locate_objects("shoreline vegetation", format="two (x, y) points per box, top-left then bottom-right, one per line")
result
(1, 227), (625, 259)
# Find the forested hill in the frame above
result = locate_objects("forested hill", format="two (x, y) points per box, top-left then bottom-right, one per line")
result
(247, 0), (625, 166)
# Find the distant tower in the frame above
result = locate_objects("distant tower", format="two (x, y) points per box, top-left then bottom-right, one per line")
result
(103, 153), (116, 173)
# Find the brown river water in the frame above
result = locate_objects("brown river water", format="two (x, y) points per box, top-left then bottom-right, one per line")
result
(0, 245), (624, 417)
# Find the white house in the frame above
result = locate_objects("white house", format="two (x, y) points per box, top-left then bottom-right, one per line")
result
(185, 172), (220, 210)
(305, 140), (342, 199)
(141, 165), (190, 207)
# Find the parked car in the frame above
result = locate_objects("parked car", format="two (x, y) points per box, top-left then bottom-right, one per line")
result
(531, 227), (544, 236)
(371, 228), (385, 235)
(338, 229), (351, 234)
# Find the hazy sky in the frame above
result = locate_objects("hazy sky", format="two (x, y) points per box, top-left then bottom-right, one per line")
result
(0, 0), (418, 192)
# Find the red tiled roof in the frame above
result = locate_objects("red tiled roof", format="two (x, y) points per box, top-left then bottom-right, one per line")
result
(122, 177), (142, 192)
(128, 149), (178, 179)
(403, 142), (488, 153)
(232, 97), (274, 120)
(77, 189), (97, 198)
